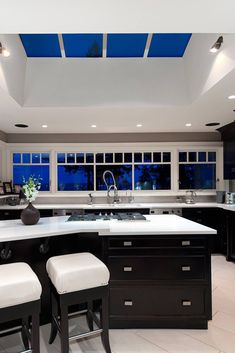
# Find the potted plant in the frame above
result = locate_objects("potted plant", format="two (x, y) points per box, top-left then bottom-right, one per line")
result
(21, 176), (41, 225)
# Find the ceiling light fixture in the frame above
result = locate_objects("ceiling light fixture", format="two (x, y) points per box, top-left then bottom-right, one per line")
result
(210, 36), (223, 53)
(228, 95), (235, 100)
(42, 124), (48, 128)
(91, 124), (97, 128)
(136, 124), (142, 127)
(205, 122), (220, 127)
(185, 123), (192, 127)
(14, 123), (29, 128)
(0, 42), (10, 57)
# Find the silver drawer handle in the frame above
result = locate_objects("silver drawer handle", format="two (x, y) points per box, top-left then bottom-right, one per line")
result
(123, 267), (132, 272)
(182, 300), (192, 306)
(182, 266), (191, 272)
(182, 240), (191, 246)
(124, 300), (133, 306)
(124, 241), (132, 247)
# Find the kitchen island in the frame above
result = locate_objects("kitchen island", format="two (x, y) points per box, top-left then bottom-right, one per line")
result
(0, 215), (216, 329)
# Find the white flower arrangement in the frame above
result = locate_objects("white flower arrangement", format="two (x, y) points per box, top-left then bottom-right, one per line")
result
(22, 176), (41, 203)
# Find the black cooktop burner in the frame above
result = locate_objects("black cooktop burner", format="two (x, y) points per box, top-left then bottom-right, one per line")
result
(67, 212), (146, 222)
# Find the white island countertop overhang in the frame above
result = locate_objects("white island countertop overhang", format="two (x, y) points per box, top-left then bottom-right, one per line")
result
(0, 215), (217, 242)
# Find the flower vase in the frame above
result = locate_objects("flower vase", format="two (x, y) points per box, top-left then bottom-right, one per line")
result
(21, 202), (40, 225)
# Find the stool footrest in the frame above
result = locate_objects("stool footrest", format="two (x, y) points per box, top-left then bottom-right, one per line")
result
(69, 328), (103, 342)
(68, 309), (88, 319)
(19, 350), (32, 353)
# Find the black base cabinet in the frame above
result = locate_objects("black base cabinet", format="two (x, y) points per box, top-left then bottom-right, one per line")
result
(226, 210), (235, 262)
(0, 209), (53, 220)
(182, 208), (226, 254)
(102, 234), (212, 329)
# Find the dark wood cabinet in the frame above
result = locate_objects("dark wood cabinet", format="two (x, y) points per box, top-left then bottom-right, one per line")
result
(182, 208), (226, 254)
(103, 234), (211, 329)
(218, 121), (235, 179)
(226, 210), (235, 262)
(224, 139), (235, 179)
(0, 209), (53, 220)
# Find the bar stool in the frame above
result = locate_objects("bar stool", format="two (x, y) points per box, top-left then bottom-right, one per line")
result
(0, 262), (42, 353)
(46, 252), (111, 353)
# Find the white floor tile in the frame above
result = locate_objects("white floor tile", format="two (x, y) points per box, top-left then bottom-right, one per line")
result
(184, 323), (235, 353)
(212, 312), (235, 335)
(136, 329), (219, 353)
(68, 329), (167, 353)
(213, 287), (235, 317)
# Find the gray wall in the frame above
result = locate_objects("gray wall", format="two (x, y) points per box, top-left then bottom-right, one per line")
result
(0, 130), (7, 142)
(4, 132), (221, 143)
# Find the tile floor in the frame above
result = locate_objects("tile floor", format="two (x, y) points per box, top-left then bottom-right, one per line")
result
(1, 255), (235, 353)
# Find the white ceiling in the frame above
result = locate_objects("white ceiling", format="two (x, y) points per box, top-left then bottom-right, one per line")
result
(1, 0), (235, 33)
(0, 1), (235, 134)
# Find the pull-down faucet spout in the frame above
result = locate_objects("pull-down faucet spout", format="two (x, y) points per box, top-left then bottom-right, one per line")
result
(103, 170), (120, 204)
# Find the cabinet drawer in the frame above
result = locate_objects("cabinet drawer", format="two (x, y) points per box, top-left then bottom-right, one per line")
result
(108, 255), (207, 281)
(110, 286), (206, 317)
(108, 237), (206, 250)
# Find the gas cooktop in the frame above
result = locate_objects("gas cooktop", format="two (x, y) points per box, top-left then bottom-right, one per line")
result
(67, 212), (147, 222)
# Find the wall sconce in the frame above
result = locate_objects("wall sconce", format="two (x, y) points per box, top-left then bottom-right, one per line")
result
(210, 36), (223, 53)
(0, 42), (10, 57)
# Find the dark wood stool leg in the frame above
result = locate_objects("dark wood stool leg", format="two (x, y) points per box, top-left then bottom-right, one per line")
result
(49, 290), (59, 344)
(31, 312), (40, 353)
(86, 301), (94, 331)
(100, 290), (112, 353)
(60, 303), (69, 353)
(21, 317), (30, 350)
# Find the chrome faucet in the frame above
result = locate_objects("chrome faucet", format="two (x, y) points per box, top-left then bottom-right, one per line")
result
(103, 170), (120, 204)
(108, 185), (120, 203)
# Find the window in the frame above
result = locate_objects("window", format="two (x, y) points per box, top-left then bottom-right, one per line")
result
(134, 164), (171, 190)
(134, 152), (171, 190)
(178, 151), (216, 190)
(57, 151), (171, 191)
(12, 152), (50, 191)
(57, 165), (94, 191)
(57, 152), (94, 191)
(96, 165), (132, 190)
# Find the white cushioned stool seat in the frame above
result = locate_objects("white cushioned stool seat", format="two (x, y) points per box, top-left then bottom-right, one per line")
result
(0, 262), (42, 309)
(46, 252), (110, 294)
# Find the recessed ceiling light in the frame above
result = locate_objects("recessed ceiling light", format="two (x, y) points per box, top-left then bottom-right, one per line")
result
(42, 124), (48, 128)
(185, 123), (192, 127)
(228, 95), (235, 100)
(14, 123), (29, 128)
(205, 122), (220, 127)
(136, 124), (142, 127)
(91, 124), (97, 128)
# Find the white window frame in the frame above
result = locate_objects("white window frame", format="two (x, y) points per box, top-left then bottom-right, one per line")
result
(4, 141), (223, 198)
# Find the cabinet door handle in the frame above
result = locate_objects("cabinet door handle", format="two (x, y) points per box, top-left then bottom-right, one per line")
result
(182, 300), (192, 306)
(124, 300), (133, 306)
(123, 241), (132, 247)
(182, 266), (191, 272)
(123, 267), (132, 272)
(182, 240), (191, 246)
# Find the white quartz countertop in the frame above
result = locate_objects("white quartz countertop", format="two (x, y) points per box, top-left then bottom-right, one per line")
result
(0, 202), (223, 210)
(0, 202), (235, 212)
(0, 215), (217, 242)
